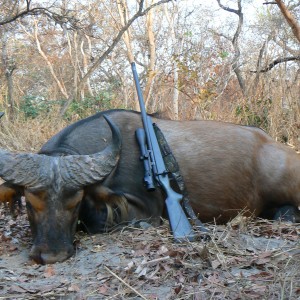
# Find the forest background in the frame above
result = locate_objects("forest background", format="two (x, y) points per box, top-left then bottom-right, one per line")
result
(0, 0), (299, 151)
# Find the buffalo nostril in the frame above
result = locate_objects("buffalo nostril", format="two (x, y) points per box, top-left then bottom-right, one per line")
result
(40, 250), (74, 264)
(29, 243), (75, 264)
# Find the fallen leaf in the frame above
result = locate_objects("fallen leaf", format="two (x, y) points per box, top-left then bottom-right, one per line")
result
(157, 245), (168, 255)
(68, 284), (80, 292)
(125, 260), (135, 271)
(174, 284), (182, 294)
(211, 259), (222, 269)
(8, 284), (26, 293)
(44, 265), (55, 278)
(9, 245), (18, 251)
(98, 284), (109, 295)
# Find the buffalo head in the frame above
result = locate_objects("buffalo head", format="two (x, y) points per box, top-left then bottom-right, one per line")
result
(0, 115), (121, 264)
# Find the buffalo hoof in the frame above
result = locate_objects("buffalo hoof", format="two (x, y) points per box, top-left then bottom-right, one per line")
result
(274, 205), (300, 223)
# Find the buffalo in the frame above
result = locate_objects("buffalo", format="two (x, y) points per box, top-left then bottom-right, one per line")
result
(0, 109), (299, 264)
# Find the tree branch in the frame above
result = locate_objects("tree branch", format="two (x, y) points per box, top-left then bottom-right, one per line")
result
(59, 0), (173, 116)
(216, 0), (239, 14)
(0, 1), (80, 29)
(274, 0), (300, 43)
(251, 56), (300, 73)
(34, 20), (69, 98)
(273, 37), (299, 56)
(216, 0), (246, 95)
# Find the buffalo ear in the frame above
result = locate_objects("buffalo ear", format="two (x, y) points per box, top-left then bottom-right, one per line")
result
(0, 182), (24, 215)
(84, 185), (127, 207)
(84, 185), (128, 227)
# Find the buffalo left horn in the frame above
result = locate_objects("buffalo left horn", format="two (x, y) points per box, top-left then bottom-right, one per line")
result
(0, 115), (122, 188)
(59, 115), (122, 188)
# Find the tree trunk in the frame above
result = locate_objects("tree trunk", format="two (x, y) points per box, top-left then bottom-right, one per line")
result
(82, 35), (94, 97)
(34, 21), (69, 99)
(144, 0), (157, 109)
(217, 0), (246, 95)
(275, 0), (300, 43)
(164, 3), (181, 120)
(1, 29), (16, 119)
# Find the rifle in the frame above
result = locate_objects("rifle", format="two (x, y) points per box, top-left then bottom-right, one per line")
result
(131, 62), (195, 242)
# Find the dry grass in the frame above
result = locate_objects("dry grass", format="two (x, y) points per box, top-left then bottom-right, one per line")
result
(0, 113), (67, 152)
(0, 98), (299, 155)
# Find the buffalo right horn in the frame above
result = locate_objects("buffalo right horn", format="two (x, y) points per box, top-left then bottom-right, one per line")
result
(0, 115), (122, 188)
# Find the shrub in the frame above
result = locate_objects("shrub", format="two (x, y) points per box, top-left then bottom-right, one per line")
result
(20, 92), (114, 120)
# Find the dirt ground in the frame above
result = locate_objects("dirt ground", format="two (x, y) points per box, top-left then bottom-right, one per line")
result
(0, 202), (300, 300)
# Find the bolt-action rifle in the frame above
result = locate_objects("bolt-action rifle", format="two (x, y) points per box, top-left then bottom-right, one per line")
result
(131, 62), (195, 242)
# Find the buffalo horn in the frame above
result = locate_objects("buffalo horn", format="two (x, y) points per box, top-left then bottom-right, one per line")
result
(0, 115), (122, 188)
(59, 115), (122, 187)
(0, 151), (53, 187)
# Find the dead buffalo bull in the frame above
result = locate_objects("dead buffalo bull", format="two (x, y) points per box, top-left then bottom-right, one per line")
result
(0, 115), (121, 264)
(0, 109), (299, 264)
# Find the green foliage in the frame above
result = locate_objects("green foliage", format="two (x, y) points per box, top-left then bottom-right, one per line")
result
(20, 96), (57, 119)
(235, 98), (272, 130)
(219, 51), (229, 59)
(19, 91), (114, 120)
(65, 92), (112, 119)
(184, 31), (193, 37)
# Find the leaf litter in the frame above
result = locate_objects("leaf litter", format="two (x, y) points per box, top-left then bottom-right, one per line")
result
(0, 204), (300, 299)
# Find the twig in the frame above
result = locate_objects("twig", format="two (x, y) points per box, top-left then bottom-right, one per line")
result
(141, 255), (170, 266)
(104, 265), (148, 300)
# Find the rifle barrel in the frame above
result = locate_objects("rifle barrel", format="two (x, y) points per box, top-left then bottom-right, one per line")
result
(131, 63), (149, 130)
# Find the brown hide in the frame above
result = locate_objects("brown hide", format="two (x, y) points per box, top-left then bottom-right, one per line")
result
(157, 120), (300, 223)
(92, 111), (300, 224)
(0, 182), (23, 214)
(76, 111), (299, 225)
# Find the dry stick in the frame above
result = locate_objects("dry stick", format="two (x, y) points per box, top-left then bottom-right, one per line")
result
(104, 265), (148, 300)
(141, 255), (170, 266)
